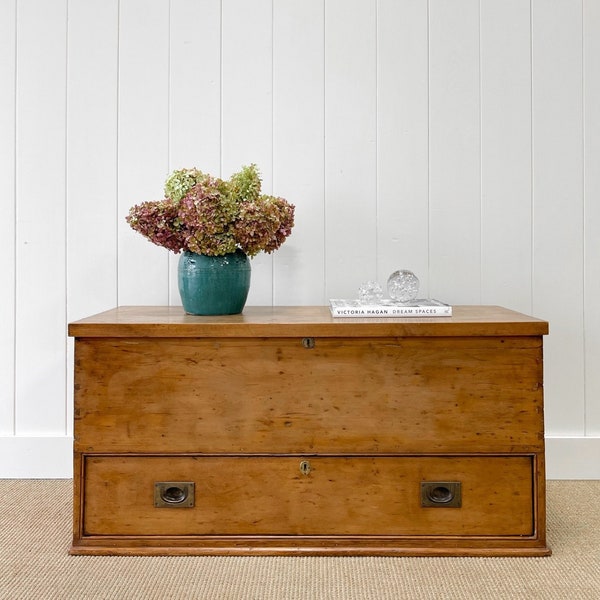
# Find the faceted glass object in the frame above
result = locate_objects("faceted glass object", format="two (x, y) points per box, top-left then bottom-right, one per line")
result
(358, 281), (384, 304)
(387, 270), (419, 302)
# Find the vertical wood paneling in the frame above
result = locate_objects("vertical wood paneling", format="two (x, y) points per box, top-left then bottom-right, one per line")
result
(377, 0), (429, 295)
(168, 0), (222, 305)
(0, 0), (16, 435)
(1, 0), (599, 476)
(273, 0), (325, 305)
(14, 0), (67, 434)
(66, 0), (119, 437)
(480, 0), (532, 314)
(428, 0), (481, 303)
(66, 0), (119, 322)
(532, 0), (584, 435)
(584, 0), (600, 435)
(168, 0), (222, 172)
(324, 0), (377, 299)
(221, 0), (274, 306)
(117, 0), (170, 305)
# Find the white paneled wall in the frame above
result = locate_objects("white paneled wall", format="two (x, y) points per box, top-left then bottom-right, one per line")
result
(1, 0), (599, 478)
(429, 0), (481, 303)
(325, 0), (377, 298)
(273, 0), (325, 304)
(0, 1), (16, 437)
(480, 0), (532, 313)
(15, 0), (67, 438)
(377, 0), (429, 288)
(533, 0), (585, 439)
(585, 0), (600, 437)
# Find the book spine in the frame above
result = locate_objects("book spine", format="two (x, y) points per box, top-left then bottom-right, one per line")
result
(330, 306), (452, 318)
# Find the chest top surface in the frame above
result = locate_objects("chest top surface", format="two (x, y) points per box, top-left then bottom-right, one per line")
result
(68, 305), (548, 339)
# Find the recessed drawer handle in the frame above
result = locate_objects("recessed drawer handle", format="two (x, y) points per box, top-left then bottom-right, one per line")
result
(154, 482), (195, 508)
(420, 481), (462, 508)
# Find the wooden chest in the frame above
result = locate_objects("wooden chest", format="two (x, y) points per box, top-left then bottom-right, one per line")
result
(68, 305), (550, 556)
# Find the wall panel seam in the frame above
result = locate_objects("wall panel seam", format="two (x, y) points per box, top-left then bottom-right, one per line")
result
(167, 0), (172, 305)
(529, 0), (534, 313)
(63, 0), (70, 435)
(375, 0), (379, 281)
(323, 0), (327, 300)
(219, 0), (223, 179)
(115, 0), (121, 308)
(271, 0), (275, 302)
(581, 0), (587, 435)
(478, 0), (483, 305)
(426, 0), (431, 290)
(11, 0), (18, 435)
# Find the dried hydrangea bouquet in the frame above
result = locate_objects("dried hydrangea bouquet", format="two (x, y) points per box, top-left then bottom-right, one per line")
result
(126, 164), (295, 315)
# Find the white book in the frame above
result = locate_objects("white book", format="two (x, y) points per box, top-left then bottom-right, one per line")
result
(329, 298), (452, 318)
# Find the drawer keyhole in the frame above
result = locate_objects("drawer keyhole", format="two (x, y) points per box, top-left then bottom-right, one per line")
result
(299, 460), (311, 475)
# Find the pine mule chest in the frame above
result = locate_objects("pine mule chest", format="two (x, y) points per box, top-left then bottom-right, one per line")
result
(68, 305), (550, 557)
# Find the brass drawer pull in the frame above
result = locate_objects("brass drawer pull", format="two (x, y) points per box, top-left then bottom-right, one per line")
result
(421, 481), (462, 508)
(154, 482), (195, 508)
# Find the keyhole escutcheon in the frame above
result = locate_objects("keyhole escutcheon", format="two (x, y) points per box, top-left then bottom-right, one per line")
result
(299, 460), (311, 475)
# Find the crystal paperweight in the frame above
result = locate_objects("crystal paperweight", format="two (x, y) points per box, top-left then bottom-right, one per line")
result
(387, 270), (419, 302)
(358, 281), (384, 304)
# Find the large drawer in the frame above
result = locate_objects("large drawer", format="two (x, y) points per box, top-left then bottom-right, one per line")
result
(81, 454), (534, 537)
(74, 336), (544, 454)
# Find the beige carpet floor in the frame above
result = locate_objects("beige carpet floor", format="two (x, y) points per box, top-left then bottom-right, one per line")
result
(0, 480), (599, 599)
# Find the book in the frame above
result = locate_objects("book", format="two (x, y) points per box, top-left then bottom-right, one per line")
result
(329, 298), (452, 318)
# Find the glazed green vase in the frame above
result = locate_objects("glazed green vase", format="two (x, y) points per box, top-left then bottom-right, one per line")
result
(178, 250), (251, 315)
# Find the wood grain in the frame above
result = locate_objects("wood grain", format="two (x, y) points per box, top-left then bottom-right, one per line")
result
(70, 305), (549, 556)
(83, 455), (534, 537)
(69, 305), (549, 338)
(74, 336), (544, 454)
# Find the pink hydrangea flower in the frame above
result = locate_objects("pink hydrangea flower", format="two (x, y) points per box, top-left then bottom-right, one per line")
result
(126, 165), (295, 257)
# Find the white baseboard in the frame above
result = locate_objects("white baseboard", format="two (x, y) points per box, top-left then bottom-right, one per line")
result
(545, 436), (600, 479)
(0, 435), (598, 479)
(0, 436), (73, 478)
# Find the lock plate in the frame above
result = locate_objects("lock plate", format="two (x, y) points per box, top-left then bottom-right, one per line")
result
(302, 337), (315, 349)
(299, 460), (311, 475)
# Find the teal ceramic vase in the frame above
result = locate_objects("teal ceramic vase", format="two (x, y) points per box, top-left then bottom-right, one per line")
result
(178, 250), (251, 315)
